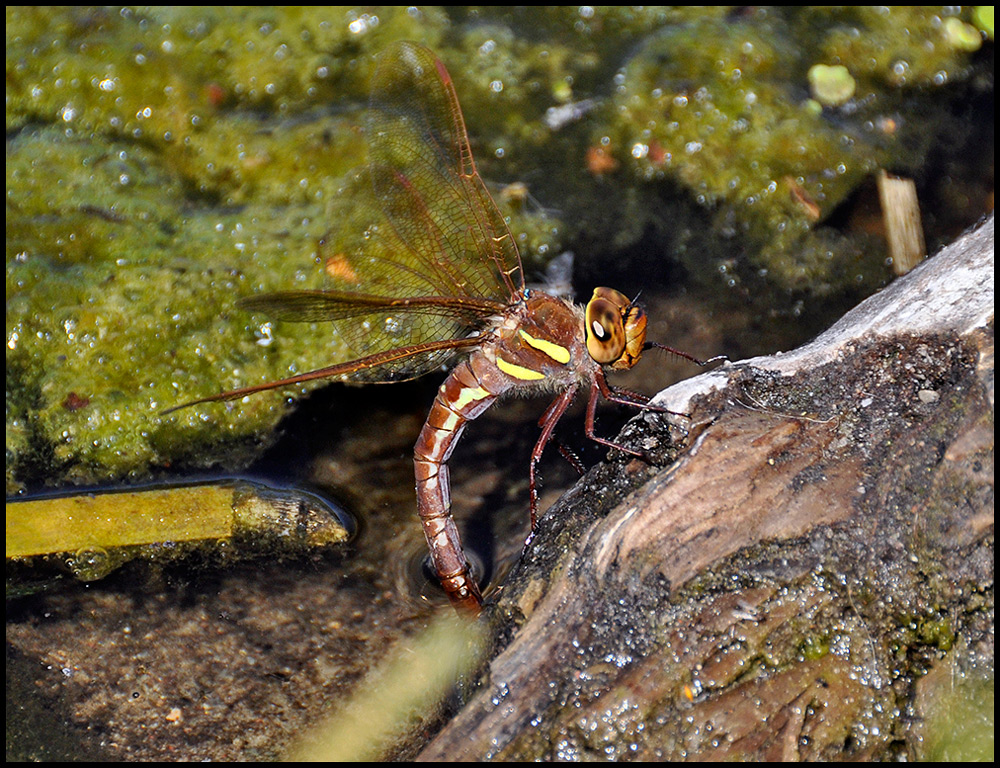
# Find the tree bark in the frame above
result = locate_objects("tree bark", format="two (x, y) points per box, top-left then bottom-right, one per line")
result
(418, 215), (994, 761)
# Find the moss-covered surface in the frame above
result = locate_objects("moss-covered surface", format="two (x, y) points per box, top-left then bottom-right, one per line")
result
(600, 8), (991, 291)
(6, 7), (993, 491)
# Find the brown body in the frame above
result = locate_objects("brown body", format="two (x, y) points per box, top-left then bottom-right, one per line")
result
(165, 43), (685, 617)
(414, 293), (598, 611)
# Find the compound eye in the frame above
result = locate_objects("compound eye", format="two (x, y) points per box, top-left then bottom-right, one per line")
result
(585, 289), (628, 364)
(584, 287), (648, 370)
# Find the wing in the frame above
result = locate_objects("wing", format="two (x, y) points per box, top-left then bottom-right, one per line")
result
(239, 290), (503, 383)
(162, 335), (485, 413)
(242, 42), (522, 383)
(365, 41), (523, 303)
(239, 291), (504, 324)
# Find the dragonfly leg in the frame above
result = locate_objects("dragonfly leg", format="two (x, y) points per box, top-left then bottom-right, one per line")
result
(601, 384), (654, 409)
(555, 442), (586, 476)
(535, 394), (587, 476)
(584, 378), (646, 458)
(593, 367), (674, 413)
(529, 386), (579, 528)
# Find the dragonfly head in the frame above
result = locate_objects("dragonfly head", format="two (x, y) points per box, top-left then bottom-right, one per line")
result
(584, 287), (647, 371)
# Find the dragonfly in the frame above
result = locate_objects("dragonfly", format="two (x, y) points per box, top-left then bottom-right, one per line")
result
(168, 41), (714, 616)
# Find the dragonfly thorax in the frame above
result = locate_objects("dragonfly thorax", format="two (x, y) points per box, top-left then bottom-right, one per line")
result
(478, 291), (594, 393)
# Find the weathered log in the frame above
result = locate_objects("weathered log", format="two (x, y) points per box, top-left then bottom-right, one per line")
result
(419, 215), (994, 761)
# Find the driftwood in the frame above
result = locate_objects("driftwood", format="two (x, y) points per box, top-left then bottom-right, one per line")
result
(418, 216), (994, 761)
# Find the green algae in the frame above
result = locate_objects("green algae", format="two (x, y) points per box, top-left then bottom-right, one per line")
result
(973, 6), (994, 39)
(6, 7), (991, 490)
(5, 8), (435, 490)
(808, 63), (856, 106)
(599, 7), (989, 291)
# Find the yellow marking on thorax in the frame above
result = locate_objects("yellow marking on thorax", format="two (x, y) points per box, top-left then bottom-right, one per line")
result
(496, 355), (546, 381)
(518, 329), (571, 364)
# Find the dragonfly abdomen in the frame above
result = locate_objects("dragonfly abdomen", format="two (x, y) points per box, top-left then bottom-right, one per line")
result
(413, 294), (595, 614)
(414, 356), (502, 614)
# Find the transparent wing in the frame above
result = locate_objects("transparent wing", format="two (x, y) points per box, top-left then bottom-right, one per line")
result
(244, 42), (522, 383)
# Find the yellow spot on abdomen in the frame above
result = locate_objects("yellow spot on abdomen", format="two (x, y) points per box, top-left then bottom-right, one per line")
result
(452, 385), (491, 411)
